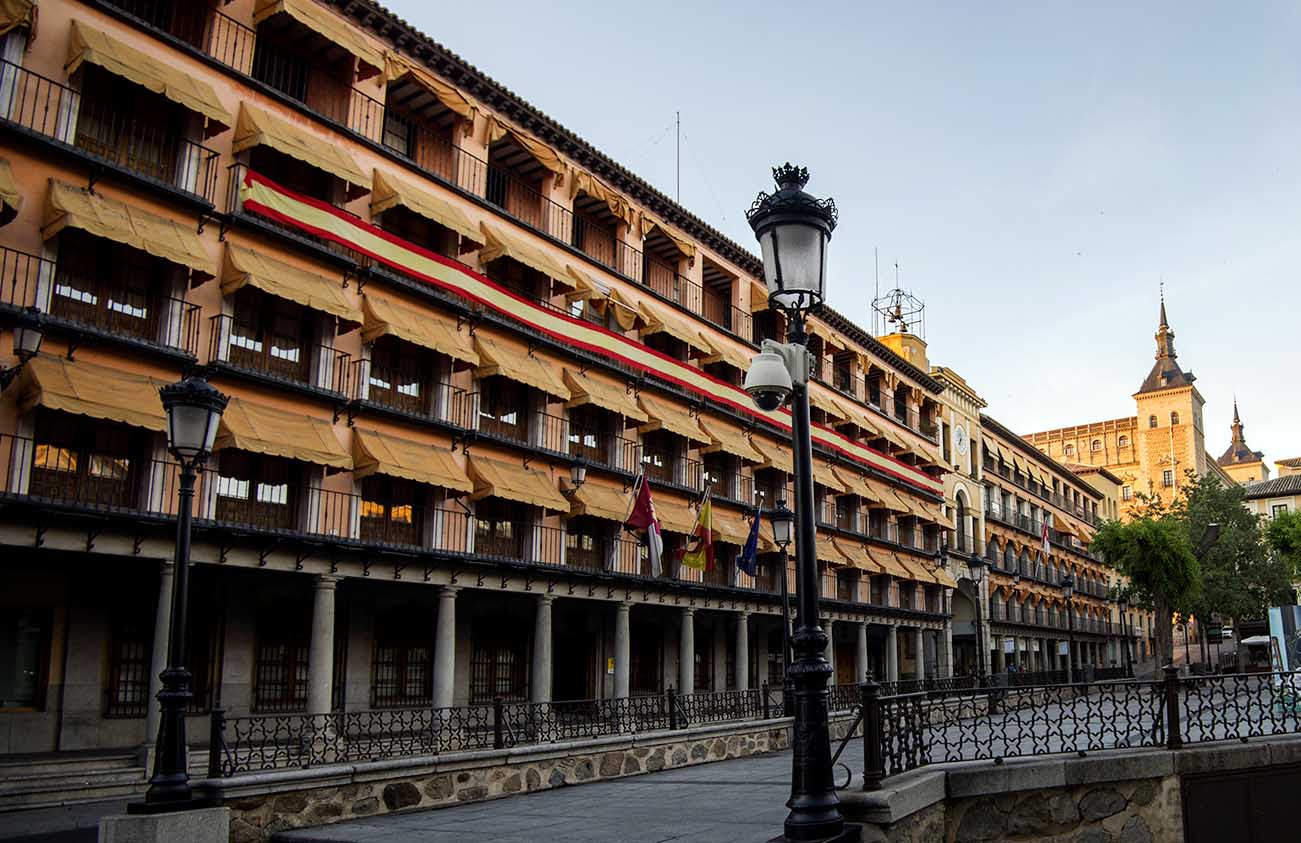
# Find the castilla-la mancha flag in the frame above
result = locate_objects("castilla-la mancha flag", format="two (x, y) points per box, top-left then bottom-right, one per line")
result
(624, 474), (664, 577)
(679, 489), (714, 571)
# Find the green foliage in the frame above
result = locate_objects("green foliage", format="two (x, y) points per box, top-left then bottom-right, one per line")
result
(1266, 509), (1301, 578)
(1091, 517), (1199, 610)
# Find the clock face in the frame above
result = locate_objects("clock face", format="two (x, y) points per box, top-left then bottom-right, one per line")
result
(955, 425), (969, 456)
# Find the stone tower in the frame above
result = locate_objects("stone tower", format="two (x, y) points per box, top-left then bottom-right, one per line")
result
(1132, 295), (1207, 503)
(1217, 399), (1269, 485)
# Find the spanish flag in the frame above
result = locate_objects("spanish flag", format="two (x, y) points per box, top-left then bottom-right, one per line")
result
(679, 489), (714, 571)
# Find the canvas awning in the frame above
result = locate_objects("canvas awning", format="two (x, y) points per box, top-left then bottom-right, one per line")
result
(484, 116), (568, 186)
(0, 158), (20, 226)
(370, 169), (481, 244)
(871, 485), (910, 513)
(43, 180), (216, 278)
(234, 104), (370, 197)
(563, 368), (646, 422)
(477, 221), (575, 292)
(638, 214), (696, 260)
(564, 265), (610, 303)
(0, 0), (34, 37)
(808, 389), (847, 421)
(474, 335), (570, 400)
(712, 508), (755, 546)
(699, 419), (763, 463)
(832, 538), (881, 574)
(637, 393), (709, 444)
(215, 398), (351, 469)
(67, 21), (233, 137)
(352, 427), (472, 493)
(255, 0), (383, 78)
(816, 538), (850, 567)
(361, 291), (478, 366)
(655, 497), (698, 535)
(568, 481), (630, 523)
(605, 287), (647, 332)
(894, 553), (938, 585)
(570, 170), (634, 226)
(637, 299), (713, 355)
(868, 547), (912, 579)
(837, 401), (881, 436)
(223, 244), (361, 330)
(751, 438), (793, 475)
(982, 438), (1002, 463)
(467, 455), (568, 512)
(384, 52), (480, 129)
(812, 461), (847, 493)
(832, 467), (879, 503)
(698, 335), (752, 373)
(932, 565), (958, 589)
(18, 355), (167, 431)
(748, 277), (770, 312)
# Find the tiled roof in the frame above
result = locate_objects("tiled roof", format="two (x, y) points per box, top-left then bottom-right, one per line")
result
(1218, 442), (1264, 466)
(1244, 475), (1301, 499)
(1277, 457), (1301, 468)
(1136, 358), (1195, 395)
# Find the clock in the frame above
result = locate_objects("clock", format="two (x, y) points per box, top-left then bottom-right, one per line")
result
(954, 425), (969, 456)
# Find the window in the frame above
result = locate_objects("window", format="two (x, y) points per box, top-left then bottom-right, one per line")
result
(227, 288), (315, 385)
(477, 376), (529, 444)
(1122, 485), (1132, 501)
(1149, 415), (1158, 429)
(215, 452), (298, 530)
(359, 476), (422, 547)
(1162, 470), (1174, 488)
(0, 608), (50, 709)
(366, 339), (431, 416)
(694, 627), (715, 691)
(1063, 443), (1074, 456)
(1118, 435), (1129, 448)
(104, 612), (151, 718)
(566, 516), (611, 572)
(253, 607), (309, 713)
(1273, 504), (1290, 519)
(372, 608), (432, 708)
(470, 619), (528, 704)
(1170, 412), (1180, 425)
(1090, 439), (1102, 452)
(29, 412), (142, 509)
(53, 230), (174, 344)
(475, 499), (527, 559)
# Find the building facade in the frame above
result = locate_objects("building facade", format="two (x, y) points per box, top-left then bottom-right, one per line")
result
(0, 0), (959, 758)
(1243, 476), (1301, 521)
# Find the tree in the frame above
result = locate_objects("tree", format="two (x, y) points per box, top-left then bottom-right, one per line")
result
(1265, 509), (1301, 582)
(1091, 516), (1199, 668)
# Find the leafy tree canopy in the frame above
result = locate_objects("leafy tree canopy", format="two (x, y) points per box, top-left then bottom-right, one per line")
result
(1266, 509), (1301, 579)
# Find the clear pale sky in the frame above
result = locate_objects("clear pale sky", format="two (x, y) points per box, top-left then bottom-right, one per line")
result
(389, 0), (1301, 467)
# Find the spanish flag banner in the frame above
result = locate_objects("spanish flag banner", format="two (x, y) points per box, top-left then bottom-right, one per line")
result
(679, 490), (714, 571)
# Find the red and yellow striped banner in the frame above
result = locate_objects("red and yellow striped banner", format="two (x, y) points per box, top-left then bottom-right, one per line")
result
(239, 170), (943, 497)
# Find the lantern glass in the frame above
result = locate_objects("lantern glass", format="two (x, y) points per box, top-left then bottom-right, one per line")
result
(570, 461), (587, 487)
(1061, 575), (1075, 599)
(160, 376), (228, 461)
(13, 322), (42, 359)
(771, 502), (794, 547)
(758, 222), (827, 309)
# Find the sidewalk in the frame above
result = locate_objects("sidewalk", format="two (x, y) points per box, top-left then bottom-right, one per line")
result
(276, 742), (863, 843)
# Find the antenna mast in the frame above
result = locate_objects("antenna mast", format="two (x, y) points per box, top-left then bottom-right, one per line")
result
(675, 111), (680, 202)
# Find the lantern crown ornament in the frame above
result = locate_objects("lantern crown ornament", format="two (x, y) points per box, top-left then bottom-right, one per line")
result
(746, 163), (837, 313)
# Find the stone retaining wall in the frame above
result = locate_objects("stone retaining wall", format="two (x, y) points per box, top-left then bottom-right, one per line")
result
(201, 717), (794, 842)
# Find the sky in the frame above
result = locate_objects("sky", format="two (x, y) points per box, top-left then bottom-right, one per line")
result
(388, 0), (1301, 466)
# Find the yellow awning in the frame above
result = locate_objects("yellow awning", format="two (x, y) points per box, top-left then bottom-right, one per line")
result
(563, 369), (646, 422)
(570, 170), (634, 226)
(564, 265), (610, 303)
(353, 428), (472, 493)
(605, 287), (648, 332)
(43, 181), (216, 278)
(0, 158), (20, 226)
(370, 169), (481, 244)
(698, 335), (752, 372)
(484, 116), (568, 186)
(832, 537), (881, 574)
(895, 553), (938, 585)
(712, 507), (755, 546)
(749, 277), (770, 312)
(637, 299), (712, 355)
(868, 547), (912, 579)
(831, 467), (879, 503)
(637, 393), (709, 444)
(18, 355), (166, 431)
(568, 482), (631, 522)
(477, 221), (576, 292)
(751, 438), (793, 475)
(223, 244), (361, 330)
(638, 213), (696, 260)
(474, 334), (569, 399)
(384, 52), (480, 129)
(699, 419), (763, 463)
(932, 565), (958, 589)
(234, 104), (371, 197)
(655, 497), (699, 535)
(838, 402), (881, 436)
(255, 0), (384, 78)
(67, 21), (233, 137)
(816, 538), (850, 567)
(808, 388), (847, 421)
(362, 291), (477, 366)
(869, 483), (909, 513)
(812, 461), (847, 493)
(215, 398), (351, 469)
(467, 455), (568, 512)
(0, 0), (34, 37)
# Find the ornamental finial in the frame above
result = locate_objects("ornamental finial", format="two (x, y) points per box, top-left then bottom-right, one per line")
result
(772, 163), (809, 190)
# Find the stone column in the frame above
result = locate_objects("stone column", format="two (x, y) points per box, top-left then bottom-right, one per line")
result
(822, 619), (835, 676)
(433, 586), (457, 708)
(144, 561), (175, 744)
(913, 627), (925, 679)
(735, 612), (750, 691)
(614, 601), (631, 699)
(679, 607), (695, 695)
(941, 622), (954, 678)
(993, 634), (1005, 673)
(307, 575), (338, 716)
(855, 622), (869, 682)
(885, 625), (899, 682)
(531, 595), (554, 704)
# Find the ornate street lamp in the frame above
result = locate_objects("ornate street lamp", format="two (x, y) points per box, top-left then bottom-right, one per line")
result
(144, 375), (228, 807)
(1118, 593), (1134, 678)
(746, 165), (854, 843)
(569, 460), (588, 489)
(0, 308), (44, 390)
(967, 555), (988, 678)
(771, 499), (796, 716)
(1061, 574), (1076, 682)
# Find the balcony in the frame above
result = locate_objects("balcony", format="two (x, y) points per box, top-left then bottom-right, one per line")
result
(641, 451), (704, 492)
(0, 60), (219, 203)
(0, 246), (200, 356)
(350, 359), (474, 429)
(208, 313), (351, 396)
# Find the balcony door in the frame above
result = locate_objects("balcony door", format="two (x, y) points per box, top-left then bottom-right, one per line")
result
(28, 411), (143, 509)
(213, 451), (299, 531)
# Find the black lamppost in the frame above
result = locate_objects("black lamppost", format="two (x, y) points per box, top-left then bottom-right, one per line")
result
(1061, 574), (1076, 682)
(967, 555), (987, 679)
(0, 308), (44, 390)
(745, 164), (854, 842)
(143, 375), (228, 807)
(1118, 593), (1134, 678)
(771, 499), (795, 716)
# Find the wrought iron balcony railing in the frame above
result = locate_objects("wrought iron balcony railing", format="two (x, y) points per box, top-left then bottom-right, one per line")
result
(208, 313), (351, 395)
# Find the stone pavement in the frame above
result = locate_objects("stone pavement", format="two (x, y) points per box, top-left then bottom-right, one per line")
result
(277, 741), (866, 843)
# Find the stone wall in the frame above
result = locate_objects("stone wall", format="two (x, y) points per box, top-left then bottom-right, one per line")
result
(207, 719), (791, 842)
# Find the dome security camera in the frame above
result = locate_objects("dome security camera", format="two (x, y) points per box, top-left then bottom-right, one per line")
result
(744, 350), (793, 411)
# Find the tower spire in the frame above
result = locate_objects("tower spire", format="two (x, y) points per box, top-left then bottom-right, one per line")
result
(1154, 289), (1176, 361)
(1231, 397), (1244, 444)
(1159, 281), (1168, 329)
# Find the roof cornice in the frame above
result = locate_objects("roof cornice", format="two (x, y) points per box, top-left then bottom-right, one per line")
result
(980, 413), (1104, 499)
(816, 306), (943, 393)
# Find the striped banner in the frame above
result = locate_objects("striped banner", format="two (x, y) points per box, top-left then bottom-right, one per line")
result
(239, 170), (943, 497)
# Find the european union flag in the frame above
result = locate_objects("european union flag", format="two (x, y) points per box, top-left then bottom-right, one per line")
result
(736, 506), (761, 576)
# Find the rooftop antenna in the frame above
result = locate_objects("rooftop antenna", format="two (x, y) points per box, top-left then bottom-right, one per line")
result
(873, 247), (879, 334)
(872, 262), (926, 339)
(675, 111), (680, 202)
